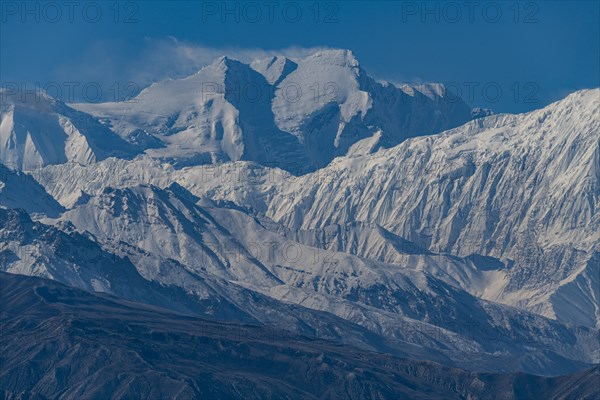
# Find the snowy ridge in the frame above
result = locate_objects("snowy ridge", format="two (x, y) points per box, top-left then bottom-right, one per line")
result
(0, 164), (64, 217)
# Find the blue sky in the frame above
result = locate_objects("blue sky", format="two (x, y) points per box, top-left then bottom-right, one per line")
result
(1, 1), (598, 113)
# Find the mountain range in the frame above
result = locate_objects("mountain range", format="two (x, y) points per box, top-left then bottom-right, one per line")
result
(1, 49), (598, 398)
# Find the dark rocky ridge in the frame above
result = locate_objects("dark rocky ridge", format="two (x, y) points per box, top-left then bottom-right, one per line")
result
(1, 272), (598, 400)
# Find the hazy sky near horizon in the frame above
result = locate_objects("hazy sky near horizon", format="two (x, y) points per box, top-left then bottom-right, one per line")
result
(1, 1), (598, 112)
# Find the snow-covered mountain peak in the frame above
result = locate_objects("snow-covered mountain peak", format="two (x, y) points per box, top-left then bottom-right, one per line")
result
(250, 55), (298, 85)
(65, 49), (472, 173)
(0, 88), (138, 170)
(210, 55), (248, 74)
(215, 54), (233, 64)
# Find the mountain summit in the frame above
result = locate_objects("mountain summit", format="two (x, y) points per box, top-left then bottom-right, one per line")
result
(62, 49), (472, 173)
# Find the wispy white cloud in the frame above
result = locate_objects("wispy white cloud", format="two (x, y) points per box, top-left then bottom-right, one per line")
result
(52, 37), (331, 101)
(128, 37), (331, 83)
